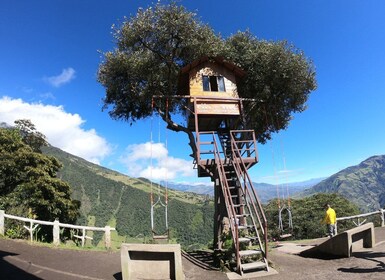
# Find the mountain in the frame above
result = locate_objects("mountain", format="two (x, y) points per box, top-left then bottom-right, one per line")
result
(164, 181), (214, 196)
(252, 178), (325, 203)
(42, 145), (214, 249)
(167, 178), (324, 203)
(300, 155), (385, 212)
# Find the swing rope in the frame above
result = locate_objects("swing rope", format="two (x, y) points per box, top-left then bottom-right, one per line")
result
(263, 104), (293, 237)
(150, 97), (169, 239)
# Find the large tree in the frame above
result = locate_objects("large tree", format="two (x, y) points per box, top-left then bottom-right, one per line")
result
(0, 121), (80, 240)
(98, 2), (317, 147)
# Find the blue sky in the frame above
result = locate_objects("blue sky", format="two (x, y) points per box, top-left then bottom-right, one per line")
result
(1, 0), (385, 186)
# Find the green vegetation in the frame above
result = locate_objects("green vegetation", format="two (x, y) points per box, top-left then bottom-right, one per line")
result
(2, 120), (382, 251)
(42, 145), (214, 249)
(0, 120), (80, 241)
(264, 193), (360, 240)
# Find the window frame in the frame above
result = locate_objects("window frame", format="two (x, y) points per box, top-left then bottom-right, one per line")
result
(202, 75), (226, 92)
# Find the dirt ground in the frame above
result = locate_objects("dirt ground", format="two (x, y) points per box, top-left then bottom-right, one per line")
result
(0, 227), (385, 280)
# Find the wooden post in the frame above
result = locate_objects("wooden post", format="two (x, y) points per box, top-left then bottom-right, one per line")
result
(53, 219), (60, 246)
(81, 228), (86, 247)
(381, 209), (385, 227)
(0, 210), (4, 236)
(105, 226), (111, 249)
(29, 222), (34, 242)
(213, 178), (221, 250)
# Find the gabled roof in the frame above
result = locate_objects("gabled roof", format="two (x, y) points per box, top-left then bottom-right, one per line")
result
(180, 56), (246, 77)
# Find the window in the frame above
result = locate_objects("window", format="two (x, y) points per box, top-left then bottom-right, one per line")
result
(202, 75), (225, 92)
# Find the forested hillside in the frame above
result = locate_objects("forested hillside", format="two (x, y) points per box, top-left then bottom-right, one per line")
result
(40, 146), (385, 247)
(301, 155), (385, 212)
(42, 145), (214, 249)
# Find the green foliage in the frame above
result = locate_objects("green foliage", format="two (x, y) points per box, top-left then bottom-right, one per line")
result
(224, 32), (316, 142)
(98, 2), (316, 144)
(43, 145), (214, 249)
(0, 122), (80, 241)
(14, 119), (48, 152)
(264, 193), (360, 240)
(98, 1), (222, 123)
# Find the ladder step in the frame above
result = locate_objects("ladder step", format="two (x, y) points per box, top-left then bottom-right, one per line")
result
(238, 225), (253, 230)
(236, 214), (250, 218)
(233, 204), (246, 208)
(239, 249), (262, 257)
(241, 261), (267, 272)
(239, 237), (255, 243)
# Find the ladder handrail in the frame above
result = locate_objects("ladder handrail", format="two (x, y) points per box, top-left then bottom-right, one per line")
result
(230, 131), (268, 256)
(211, 133), (241, 272)
(195, 129), (268, 273)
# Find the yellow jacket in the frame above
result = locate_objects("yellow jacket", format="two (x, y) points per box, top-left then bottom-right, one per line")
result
(323, 207), (336, 224)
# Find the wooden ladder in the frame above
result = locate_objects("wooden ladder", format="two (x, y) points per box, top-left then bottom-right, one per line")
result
(213, 131), (269, 275)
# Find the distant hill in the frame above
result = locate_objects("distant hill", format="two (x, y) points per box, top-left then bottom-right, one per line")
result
(42, 145), (214, 249)
(167, 178), (324, 203)
(253, 178), (325, 203)
(165, 181), (214, 196)
(300, 155), (385, 212)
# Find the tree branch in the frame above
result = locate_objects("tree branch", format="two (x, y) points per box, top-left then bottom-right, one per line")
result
(156, 107), (197, 159)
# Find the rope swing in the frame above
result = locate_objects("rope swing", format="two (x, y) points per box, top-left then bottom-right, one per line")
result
(150, 98), (169, 241)
(263, 105), (293, 239)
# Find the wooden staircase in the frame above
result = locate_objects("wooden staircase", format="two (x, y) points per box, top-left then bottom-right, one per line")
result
(195, 130), (269, 275)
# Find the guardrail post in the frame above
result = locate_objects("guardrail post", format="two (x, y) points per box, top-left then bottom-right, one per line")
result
(105, 226), (111, 249)
(0, 210), (4, 236)
(53, 219), (60, 246)
(381, 209), (385, 227)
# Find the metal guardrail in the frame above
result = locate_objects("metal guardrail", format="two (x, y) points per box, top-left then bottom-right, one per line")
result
(335, 209), (385, 234)
(0, 210), (115, 249)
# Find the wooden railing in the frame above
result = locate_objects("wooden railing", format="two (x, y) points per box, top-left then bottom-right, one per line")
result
(0, 210), (115, 249)
(336, 209), (385, 234)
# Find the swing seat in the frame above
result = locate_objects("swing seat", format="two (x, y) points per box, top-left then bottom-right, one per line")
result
(279, 233), (292, 239)
(152, 234), (169, 244)
(152, 229), (169, 243)
(153, 234), (169, 240)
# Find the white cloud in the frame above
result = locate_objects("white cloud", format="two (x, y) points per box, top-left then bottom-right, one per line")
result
(0, 96), (111, 164)
(120, 141), (195, 181)
(44, 67), (76, 87)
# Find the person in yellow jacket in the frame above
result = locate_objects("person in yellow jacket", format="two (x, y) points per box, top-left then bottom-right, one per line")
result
(323, 203), (336, 237)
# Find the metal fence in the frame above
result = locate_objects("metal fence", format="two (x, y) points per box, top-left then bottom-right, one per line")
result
(336, 209), (385, 234)
(0, 210), (115, 249)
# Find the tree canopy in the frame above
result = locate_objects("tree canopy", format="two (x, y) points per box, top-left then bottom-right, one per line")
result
(98, 1), (316, 144)
(0, 120), (80, 239)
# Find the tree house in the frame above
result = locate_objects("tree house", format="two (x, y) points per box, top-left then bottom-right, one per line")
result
(178, 57), (269, 276)
(178, 56), (246, 131)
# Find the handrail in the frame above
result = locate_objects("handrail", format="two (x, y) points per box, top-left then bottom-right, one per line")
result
(230, 132), (268, 256)
(0, 210), (115, 249)
(336, 209), (385, 234)
(211, 133), (241, 272)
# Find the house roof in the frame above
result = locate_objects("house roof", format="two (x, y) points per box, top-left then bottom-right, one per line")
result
(180, 56), (246, 77)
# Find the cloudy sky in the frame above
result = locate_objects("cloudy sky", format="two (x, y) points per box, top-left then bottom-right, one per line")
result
(1, 0), (385, 186)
